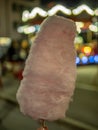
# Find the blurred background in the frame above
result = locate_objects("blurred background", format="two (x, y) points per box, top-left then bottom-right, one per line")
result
(0, 0), (98, 130)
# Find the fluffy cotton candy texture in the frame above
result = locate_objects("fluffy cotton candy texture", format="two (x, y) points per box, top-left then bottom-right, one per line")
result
(16, 15), (76, 121)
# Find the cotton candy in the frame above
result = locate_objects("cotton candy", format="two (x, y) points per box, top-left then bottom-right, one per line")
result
(16, 15), (76, 121)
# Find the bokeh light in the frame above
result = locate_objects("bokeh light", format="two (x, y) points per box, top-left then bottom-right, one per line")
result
(94, 55), (98, 63)
(81, 56), (88, 64)
(89, 56), (95, 63)
(76, 57), (80, 64)
(79, 53), (85, 59)
(83, 46), (92, 55)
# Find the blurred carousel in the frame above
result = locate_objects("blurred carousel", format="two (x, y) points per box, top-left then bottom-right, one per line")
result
(17, 4), (98, 65)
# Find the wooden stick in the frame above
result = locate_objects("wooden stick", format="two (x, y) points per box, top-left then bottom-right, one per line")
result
(37, 119), (48, 130)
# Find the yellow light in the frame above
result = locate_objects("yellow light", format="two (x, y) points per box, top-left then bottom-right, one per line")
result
(76, 22), (84, 33)
(22, 10), (30, 22)
(89, 24), (98, 32)
(24, 26), (36, 34)
(48, 4), (71, 16)
(22, 8), (47, 22)
(83, 46), (92, 55)
(29, 7), (47, 19)
(21, 4), (97, 22)
(74, 36), (83, 44)
(17, 25), (28, 33)
(21, 40), (28, 49)
(0, 37), (11, 46)
(72, 4), (94, 15)
(94, 9), (98, 16)
(76, 22), (84, 28)
(17, 25), (36, 34)
(79, 53), (85, 59)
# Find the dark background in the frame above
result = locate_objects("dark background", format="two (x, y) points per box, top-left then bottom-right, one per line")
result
(40, 0), (98, 8)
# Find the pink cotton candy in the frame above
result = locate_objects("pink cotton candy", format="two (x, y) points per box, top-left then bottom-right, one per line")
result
(16, 15), (76, 121)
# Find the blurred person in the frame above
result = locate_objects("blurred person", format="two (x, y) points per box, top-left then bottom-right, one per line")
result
(7, 40), (20, 62)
